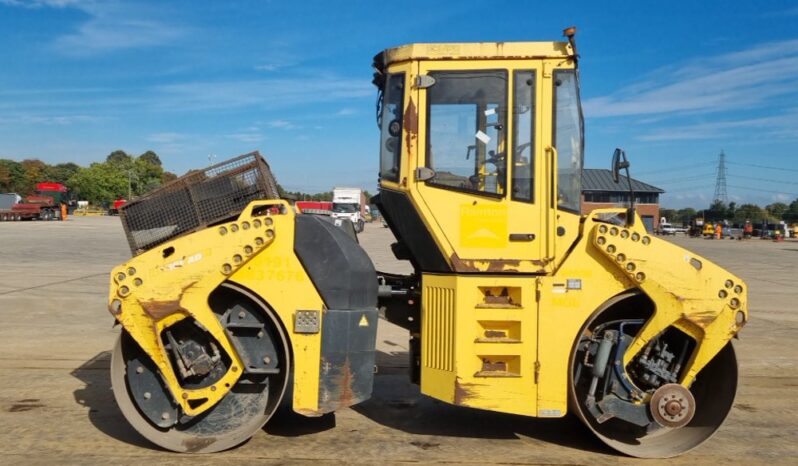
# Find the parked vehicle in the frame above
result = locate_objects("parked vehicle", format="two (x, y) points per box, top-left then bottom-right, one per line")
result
(0, 182), (69, 221)
(657, 222), (687, 235)
(295, 200), (333, 216)
(108, 199), (127, 216)
(331, 187), (366, 232)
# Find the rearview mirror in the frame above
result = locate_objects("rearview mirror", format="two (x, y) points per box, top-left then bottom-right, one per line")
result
(611, 148), (629, 183)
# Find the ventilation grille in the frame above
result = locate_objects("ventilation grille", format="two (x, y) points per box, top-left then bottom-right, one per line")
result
(422, 286), (455, 372)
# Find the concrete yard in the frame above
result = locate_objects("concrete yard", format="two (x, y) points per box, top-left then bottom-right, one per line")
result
(0, 217), (796, 465)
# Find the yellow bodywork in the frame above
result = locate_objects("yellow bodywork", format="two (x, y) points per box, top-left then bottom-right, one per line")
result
(108, 200), (326, 416)
(418, 210), (747, 417)
(378, 41), (748, 418)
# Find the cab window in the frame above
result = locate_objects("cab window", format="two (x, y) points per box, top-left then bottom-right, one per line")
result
(379, 73), (404, 182)
(426, 70), (507, 196)
(512, 71), (535, 202)
(553, 70), (583, 212)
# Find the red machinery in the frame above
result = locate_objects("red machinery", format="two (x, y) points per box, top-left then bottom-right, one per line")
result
(0, 182), (68, 221)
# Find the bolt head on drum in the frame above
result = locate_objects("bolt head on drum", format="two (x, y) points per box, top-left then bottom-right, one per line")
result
(650, 383), (696, 428)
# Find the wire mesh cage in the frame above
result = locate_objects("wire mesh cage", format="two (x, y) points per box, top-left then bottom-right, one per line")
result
(120, 151), (280, 255)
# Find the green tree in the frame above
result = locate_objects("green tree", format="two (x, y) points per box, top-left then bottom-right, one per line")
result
(19, 159), (48, 194)
(0, 159), (23, 192)
(68, 162), (128, 204)
(47, 162), (80, 185)
(766, 202), (788, 220)
(706, 200), (728, 222)
(162, 171), (178, 184)
(727, 201), (737, 219)
(106, 150), (132, 166)
(660, 208), (677, 223)
(675, 208), (697, 226)
(784, 199), (798, 223)
(139, 150), (162, 166)
(733, 204), (764, 223)
(132, 156), (164, 195)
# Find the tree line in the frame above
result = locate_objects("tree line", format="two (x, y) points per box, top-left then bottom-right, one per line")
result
(1, 151), (372, 207)
(275, 187), (374, 203)
(0, 150), (176, 206)
(661, 199), (798, 226)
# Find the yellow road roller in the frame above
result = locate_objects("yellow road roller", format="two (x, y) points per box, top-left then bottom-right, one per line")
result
(107, 28), (747, 458)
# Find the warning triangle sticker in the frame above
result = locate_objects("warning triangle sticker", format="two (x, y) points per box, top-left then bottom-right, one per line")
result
(358, 315), (369, 327)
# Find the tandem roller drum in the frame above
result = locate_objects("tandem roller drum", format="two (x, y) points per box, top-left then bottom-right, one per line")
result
(570, 315), (738, 458)
(111, 284), (290, 453)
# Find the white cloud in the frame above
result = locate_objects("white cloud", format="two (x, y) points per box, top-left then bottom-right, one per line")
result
(146, 132), (187, 143)
(335, 107), (357, 116)
(267, 120), (298, 130)
(254, 64), (281, 72)
(638, 111), (798, 142)
(55, 18), (185, 57)
(154, 77), (371, 111)
(584, 40), (798, 118)
(0, 0), (81, 8)
(226, 132), (264, 143)
(0, 113), (102, 125)
(2, 0), (188, 56)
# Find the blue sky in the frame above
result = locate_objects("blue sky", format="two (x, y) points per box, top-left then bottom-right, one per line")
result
(1, 0), (797, 208)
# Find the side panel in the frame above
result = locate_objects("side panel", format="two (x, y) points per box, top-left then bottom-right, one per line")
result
(420, 273), (538, 416)
(535, 227), (629, 416)
(294, 215), (377, 309)
(229, 215), (327, 415)
(377, 189), (451, 273)
(317, 308), (379, 413)
(234, 213), (380, 416)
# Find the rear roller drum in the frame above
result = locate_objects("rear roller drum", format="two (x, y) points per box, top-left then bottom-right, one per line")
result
(111, 284), (290, 453)
(569, 309), (738, 458)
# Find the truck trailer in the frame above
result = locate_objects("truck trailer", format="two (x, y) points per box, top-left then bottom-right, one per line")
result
(0, 182), (68, 221)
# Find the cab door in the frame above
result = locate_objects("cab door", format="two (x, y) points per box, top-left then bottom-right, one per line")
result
(412, 60), (550, 273)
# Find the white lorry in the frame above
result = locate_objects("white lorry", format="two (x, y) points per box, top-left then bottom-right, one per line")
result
(331, 187), (366, 233)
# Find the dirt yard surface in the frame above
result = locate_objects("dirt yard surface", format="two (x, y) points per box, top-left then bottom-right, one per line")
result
(0, 217), (795, 465)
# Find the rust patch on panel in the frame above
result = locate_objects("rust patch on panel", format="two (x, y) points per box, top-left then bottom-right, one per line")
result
(668, 291), (687, 302)
(453, 378), (476, 406)
(450, 252), (547, 273)
(682, 311), (719, 328)
(138, 281), (196, 320)
(337, 358), (355, 408)
(449, 253), (479, 272)
(481, 360), (507, 372)
(404, 97), (418, 155)
(314, 356), (365, 416)
(483, 295), (511, 305)
(140, 298), (185, 320)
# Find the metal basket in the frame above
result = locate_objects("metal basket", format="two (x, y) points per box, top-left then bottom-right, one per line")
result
(120, 151), (280, 255)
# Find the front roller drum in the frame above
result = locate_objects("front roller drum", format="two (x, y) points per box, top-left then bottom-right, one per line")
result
(569, 312), (738, 458)
(111, 284), (290, 453)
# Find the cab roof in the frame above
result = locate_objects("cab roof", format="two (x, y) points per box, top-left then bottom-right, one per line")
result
(382, 41), (573, 65)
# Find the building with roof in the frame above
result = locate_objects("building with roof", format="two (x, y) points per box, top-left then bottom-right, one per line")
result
(581, 169), (665, 233)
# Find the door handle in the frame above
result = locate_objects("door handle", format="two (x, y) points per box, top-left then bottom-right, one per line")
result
(509, 233), (536, 242)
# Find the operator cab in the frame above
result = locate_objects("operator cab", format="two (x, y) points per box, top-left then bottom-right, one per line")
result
(374, 34), (584, 274)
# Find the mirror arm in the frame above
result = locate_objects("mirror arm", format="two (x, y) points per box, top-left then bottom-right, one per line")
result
(625, 165), (636, 227)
